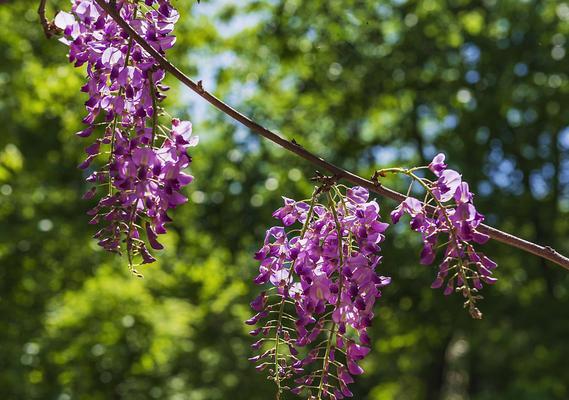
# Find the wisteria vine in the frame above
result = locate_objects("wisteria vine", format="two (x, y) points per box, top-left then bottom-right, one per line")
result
(248, 185), (390, 399)
(247, 158), (496, 398)
(378, 154), (497, 319)
(37, 0), (569, 398)
(54, 0), (196, 273)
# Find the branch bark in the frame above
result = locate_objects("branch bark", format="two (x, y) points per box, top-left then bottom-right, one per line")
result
(38, 0), (54, 38)
(87, 0), (569, 272)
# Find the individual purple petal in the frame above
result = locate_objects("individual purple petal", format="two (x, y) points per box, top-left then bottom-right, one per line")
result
(420, 244), (436, 265)
(347, 343), (370, 360)
(78, 155), (96, 170)
(54, 11), (76, 30)
(250, 292), (267, 312)
(443, 278), (455, 296)
(171, 119), (193, 140)
(145, 222), (164, 250)
(481, 275), (498, 285)
(101, 47), (122, 66)
(431, 274), (445, 289)
(433, 170), (462, 202)
(428, 153), (447, 176)
(82, 187), (97, 200)
(75, 127), (94, 138)
(390, 206), (404, 224)
(140, 245), (157, 264)
(454, 182), (473, 204)
(346, 186), (369, 204)
(347, 359), (364, 375)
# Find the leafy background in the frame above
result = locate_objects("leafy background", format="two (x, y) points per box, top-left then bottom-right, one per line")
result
(1, 0), (569, 399)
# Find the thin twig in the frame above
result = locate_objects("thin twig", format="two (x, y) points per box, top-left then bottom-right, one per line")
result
(148, 71), (159, 146)
(38, 0), (54, 38)
(80, 0), (569, 272)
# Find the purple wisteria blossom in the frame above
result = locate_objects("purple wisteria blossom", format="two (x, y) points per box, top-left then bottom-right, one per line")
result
(248, 186), (390, 398)
(389, 153), (497, 318)
(54, 0), (196, 268)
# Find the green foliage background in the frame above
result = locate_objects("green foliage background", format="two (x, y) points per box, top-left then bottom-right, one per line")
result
(1, 0), (569, 399)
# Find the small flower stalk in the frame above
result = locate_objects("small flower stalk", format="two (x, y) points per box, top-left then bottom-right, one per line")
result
(376, 153), (497, 319)
(54, 0), (196, 272)
(248, 185), (391, 399)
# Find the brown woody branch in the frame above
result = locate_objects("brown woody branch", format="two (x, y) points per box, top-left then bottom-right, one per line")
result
(81, 0), (569, 272)
(38, 0), (54, 38)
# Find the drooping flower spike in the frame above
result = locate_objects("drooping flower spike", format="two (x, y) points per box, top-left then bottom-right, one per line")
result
(54, 0), (196, 272)
(248, 185), (391, 399)
(377, 153), (497, 319)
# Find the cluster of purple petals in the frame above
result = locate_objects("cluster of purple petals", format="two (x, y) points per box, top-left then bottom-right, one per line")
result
(55, 0), (196, 264)
(248, 187), (391, 398)
(88, 120), (196, 261)
(390, 154), (497, 318)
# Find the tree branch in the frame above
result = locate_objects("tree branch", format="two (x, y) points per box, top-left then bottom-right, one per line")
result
(38, 0), (54, 38)
(88, 0), (569, 272)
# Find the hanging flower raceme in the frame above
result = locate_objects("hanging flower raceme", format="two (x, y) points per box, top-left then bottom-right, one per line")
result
(379, 153), (497, 319)
(248, 186), (391, 399)
(54, 0), (197, 271)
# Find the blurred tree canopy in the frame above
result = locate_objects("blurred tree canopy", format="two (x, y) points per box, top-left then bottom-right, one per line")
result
(1, 0), (569, 399)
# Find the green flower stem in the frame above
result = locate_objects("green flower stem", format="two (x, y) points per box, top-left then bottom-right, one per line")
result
(316, 192), (344, 399)
(274, 189), (318, 399)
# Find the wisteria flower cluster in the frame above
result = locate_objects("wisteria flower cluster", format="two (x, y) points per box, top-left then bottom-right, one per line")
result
(54, 0), (196, 270)
(383, 154), (497, 319)
(248, 186), (391, 399)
